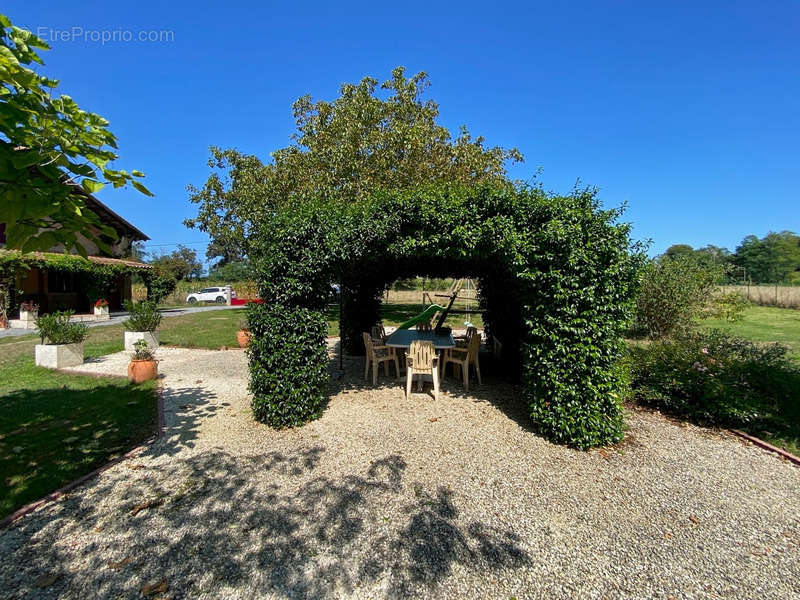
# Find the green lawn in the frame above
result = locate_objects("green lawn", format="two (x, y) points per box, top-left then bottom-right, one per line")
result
(703, 305), (800, 359)
(0, 333), (156, 519)
(701, 305), (800, 453)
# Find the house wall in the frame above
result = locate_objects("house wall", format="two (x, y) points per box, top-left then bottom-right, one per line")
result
(14, 269), (133, 315)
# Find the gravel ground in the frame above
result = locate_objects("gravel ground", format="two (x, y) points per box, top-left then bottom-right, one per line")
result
(1, 345), (798, 599)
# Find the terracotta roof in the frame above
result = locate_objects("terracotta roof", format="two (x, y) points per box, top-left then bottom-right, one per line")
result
(86, 255), (153, 269)
(0, 250), (152, 269)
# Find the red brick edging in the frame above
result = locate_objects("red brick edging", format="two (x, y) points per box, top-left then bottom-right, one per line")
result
(0, 381), (165, 529)
(730, 429), (800, 466)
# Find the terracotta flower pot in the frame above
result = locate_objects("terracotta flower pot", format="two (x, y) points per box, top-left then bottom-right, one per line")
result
(128, 359), (158, 384)
(237, 330), (252, 348)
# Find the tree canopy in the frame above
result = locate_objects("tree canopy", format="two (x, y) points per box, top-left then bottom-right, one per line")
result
(150, 245), (204, 281)
(185, 67), (523, 261)
(666, 231), (800, 284)
(0, 14), (152, 254)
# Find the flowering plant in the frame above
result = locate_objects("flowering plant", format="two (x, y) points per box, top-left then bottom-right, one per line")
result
(20, 300), (39, 312)
(94, 299), (109, 308)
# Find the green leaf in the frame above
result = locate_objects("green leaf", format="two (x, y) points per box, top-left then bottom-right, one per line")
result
(131, 180), (154, 196)
(81, 179), (105, 194)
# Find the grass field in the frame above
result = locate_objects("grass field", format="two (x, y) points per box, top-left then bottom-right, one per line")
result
(0, 333), (157, 519)
(703, 305), (800, 359)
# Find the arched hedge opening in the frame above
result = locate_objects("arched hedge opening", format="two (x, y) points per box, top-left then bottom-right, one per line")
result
(246, 184), (643, 449)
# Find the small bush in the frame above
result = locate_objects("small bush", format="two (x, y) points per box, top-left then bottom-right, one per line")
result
(634, 255), (720, 339)
(706, 290), (748, 322)
(143, 269), (178, 304)
(131, 339), (155, 361)
(123, 301), (162, 332)
(35, 311), (89, 345)
(246, 303), (328, 428)
(629, 330), (800, 427)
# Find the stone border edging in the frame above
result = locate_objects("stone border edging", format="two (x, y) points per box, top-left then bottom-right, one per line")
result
(730, 429), (800, 466)
(0, 380), (165, 529)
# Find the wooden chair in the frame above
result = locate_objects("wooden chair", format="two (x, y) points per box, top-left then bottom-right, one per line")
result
(371, 323), (387, 343)
(443, 332), (482, 392)
(406, 340), (440, 401)
(454, 326), (478, 348)
(363, 332), (399, 385)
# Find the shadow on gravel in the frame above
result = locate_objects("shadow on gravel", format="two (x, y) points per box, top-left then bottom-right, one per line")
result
(158, 385), (221, 456)
(3, 446), (529, 598)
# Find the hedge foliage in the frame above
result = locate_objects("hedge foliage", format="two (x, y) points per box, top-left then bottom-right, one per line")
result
(247, 183), (644, 447)
(246, 303), (329, 427)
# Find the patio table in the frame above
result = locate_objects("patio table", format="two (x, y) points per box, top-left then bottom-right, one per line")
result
(385, 328), (455, 382)
(385, 329), (455, 350)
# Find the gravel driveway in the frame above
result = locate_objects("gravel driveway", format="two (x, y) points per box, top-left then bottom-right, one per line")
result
(1, 345), (798, 599)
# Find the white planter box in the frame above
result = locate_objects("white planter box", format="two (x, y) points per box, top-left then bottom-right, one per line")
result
(124, 330), (160, 351)
(35, 342), (84, 369)
(94, 306), (110, 321)
(20, 310), (38, 322)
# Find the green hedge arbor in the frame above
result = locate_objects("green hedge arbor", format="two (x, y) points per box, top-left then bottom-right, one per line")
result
(247, 184), (644, 449)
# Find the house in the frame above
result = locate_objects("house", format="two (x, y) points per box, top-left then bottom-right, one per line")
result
(0, 191), (152, 315)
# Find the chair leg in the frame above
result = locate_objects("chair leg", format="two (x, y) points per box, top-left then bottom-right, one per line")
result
(474, 355), (482, 385)
(373, 361), (378, 386)
(394, 355), (400, 379)
(432, 366), (440, 401)
(462, 360), (469, 392)
(406, 369), (413, 398)
(364, 356), (370, 381)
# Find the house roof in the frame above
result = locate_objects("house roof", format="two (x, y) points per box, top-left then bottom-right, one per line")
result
(0, 249), (153, 269)
(84, 254), (153, 269)
(71, 184), (150, 242)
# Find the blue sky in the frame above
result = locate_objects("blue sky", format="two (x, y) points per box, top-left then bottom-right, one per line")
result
(7, 1), (799, 268)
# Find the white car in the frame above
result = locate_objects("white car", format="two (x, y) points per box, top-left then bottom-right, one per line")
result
(186, 286), (236, 304)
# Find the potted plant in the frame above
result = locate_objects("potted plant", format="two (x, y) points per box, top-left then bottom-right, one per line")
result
(236, 316), (252, 347)
(127, 339), (158, 383)
(19, 300), (39, 323)
(94, 298), (110, 320)
(123, 301), (162, 351)
(34, 311), (89, 369)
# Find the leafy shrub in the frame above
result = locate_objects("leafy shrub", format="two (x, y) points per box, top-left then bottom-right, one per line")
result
(246, 303), (329, 428)
(143, 268), (177, 304)
(123, 301), (162, 332)
(706, 290), (748, 322)
(35, 311), (89, 345)
(131, 339), (155, 361)
(629, 330), (800, 427)
(634, 255), (721, 339)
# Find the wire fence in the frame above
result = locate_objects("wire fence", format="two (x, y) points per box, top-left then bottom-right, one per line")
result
(721, 284), (800, 310)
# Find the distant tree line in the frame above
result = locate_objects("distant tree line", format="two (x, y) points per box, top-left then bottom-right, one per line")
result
(127, 242), (253, 283)
(664, 230), (800, 284)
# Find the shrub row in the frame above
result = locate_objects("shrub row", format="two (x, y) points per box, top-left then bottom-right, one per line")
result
(628, 330), (800, 429)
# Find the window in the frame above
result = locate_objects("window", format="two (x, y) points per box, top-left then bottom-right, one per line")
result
(49, 271), (76, 293)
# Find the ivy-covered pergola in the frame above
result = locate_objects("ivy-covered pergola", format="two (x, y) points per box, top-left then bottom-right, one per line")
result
(246, 184), (642, 449)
